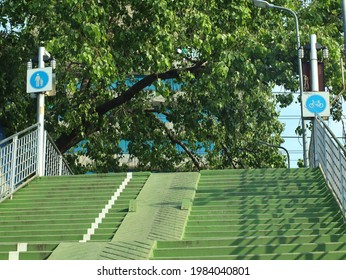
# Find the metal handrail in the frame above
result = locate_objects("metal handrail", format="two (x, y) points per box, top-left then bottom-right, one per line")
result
(45, 132), (74, 176)
(0, 123), (73, 203)
(0, 124), (39, 202)
(0, 123), (39, 146)
(309, 114), (346, 218)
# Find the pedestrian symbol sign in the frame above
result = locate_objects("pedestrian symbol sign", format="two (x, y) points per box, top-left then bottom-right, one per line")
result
(27, 67), (52, 93)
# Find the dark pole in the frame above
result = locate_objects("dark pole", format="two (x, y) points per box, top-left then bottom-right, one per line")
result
(342, 0), (346, 52)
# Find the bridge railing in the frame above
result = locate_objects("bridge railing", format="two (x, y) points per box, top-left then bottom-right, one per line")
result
(44, 131), (73, 176)
(0, 123), (72, 203)
(309, 114), (346, 218)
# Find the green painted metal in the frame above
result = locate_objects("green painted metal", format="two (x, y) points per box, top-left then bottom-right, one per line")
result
(151, 168), (346, 260)
(129, 200), (137, 212)
(1, 168), (345, 260)
(0, 172), (150, 259)
(98, 241), (155, 260)
(103, 172), (199, 260)
(181, 198), (192, 210)
(48, 242), (107, 260)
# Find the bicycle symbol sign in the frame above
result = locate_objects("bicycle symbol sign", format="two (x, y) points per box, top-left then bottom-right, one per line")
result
(306, 95), (327, 114)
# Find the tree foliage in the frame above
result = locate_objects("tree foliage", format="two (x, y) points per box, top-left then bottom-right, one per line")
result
(0, 0), (344, 172)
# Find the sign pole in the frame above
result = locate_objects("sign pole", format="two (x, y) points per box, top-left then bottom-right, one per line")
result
(37, 46), (45, 177)
(27, 46), (54, 176)
(310, 34), (319, 92)
(342, 0), (346, 52)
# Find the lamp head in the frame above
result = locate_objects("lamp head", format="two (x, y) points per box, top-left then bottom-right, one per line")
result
(252, 0), (274, 9)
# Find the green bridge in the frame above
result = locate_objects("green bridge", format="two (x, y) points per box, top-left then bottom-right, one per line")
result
(0, 167), (345, 260)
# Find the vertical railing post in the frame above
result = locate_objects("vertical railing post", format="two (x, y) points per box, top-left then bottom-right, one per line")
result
(9, 135), (18, 197)
(339, 146), (346, 218)
(313, 117), (318, 168)
(42, 130), (47, 176)
(59, 155), (63, 176)
(323, 123), (329, 184)
(36, 125), (40, 175)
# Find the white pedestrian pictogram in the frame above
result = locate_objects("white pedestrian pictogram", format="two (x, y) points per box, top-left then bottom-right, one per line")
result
(35, 74), (43, 87)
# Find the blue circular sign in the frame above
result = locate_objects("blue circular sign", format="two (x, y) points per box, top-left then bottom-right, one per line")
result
(306, 94), (326, 114)
(30, 70), (49, 89)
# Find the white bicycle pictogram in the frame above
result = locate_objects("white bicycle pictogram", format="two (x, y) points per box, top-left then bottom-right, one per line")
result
(309, 100), (325, 109)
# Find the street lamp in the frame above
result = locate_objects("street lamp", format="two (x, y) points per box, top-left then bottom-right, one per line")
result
(253, 0), (273, 8)
(253, 0), (308, 167)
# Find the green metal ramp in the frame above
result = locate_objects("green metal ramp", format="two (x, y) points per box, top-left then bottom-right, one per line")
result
(48, 172), (199, 260)
(97, 172), (199, 260)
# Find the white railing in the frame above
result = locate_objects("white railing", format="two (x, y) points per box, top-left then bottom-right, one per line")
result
(309, 114), (346, 218)
(0, 124), (38, 202)
(44, 132), (73, 176)
(0, 123), (72, 203)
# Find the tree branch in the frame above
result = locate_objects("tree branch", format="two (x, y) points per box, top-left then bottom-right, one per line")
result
(56, 61), (206, 152)
(149, 112), (201, 171)
(96, 61), (205, 115)
(221, 144), (238, 169)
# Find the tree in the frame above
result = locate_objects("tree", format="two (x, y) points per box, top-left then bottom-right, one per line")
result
(0, 0), (343, 172)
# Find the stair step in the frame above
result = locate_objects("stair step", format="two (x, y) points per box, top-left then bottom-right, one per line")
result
(0, 201), (131, 212)
(156, 234), (346, 248)
(187, 212), (340, 220)
(183, 228), (346, 238)
(197, 183), (323, 189)
(0, 223), (90, 231)
(0, 234), (84, 242)
(0, 228), (89, 237)
(18, 251), (53, 260)
(192, 197), (337, 206)
(189, 206), (338, 214)
(153, 242), (346, 258)
(0, 244), (18, 252)
(152, 250), (346, 260)
(185, 222), (345, 231)
(194, 190), (330, 197)
(187, 214), (343, 222)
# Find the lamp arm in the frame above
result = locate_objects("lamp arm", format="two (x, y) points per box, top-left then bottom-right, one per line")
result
(271, 5), (300, 49)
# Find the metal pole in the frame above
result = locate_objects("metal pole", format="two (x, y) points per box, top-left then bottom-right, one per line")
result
(310, 34), (319, 91)
(272, 5), (308, 167)
(342, 0), (346, 52)
(253, 1), (308, 166)
(37, 47), (45, 176)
